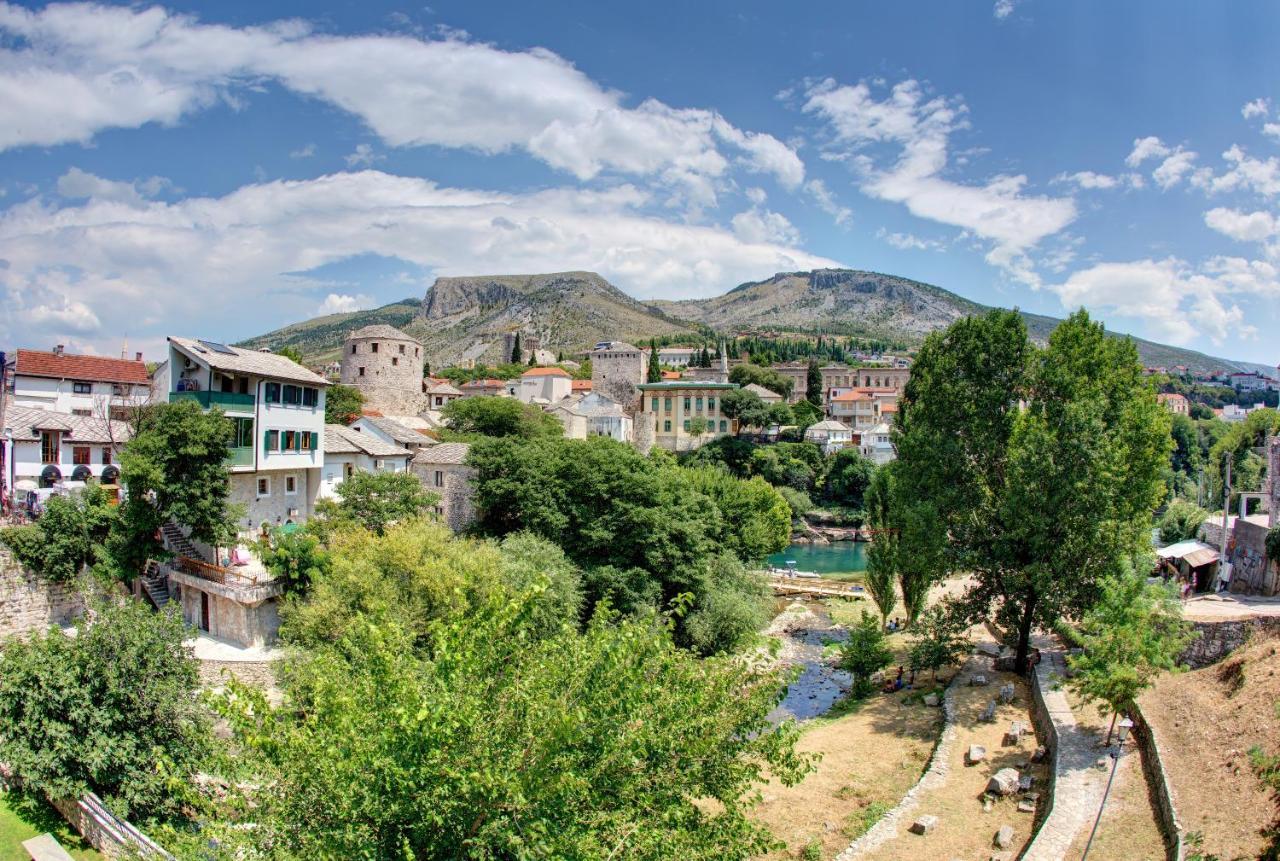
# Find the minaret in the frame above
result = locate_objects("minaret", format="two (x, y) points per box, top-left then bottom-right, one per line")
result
(718, 342), (729, 383)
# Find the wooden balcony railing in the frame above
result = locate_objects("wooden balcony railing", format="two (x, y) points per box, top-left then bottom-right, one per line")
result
(174, 555), (264, 587)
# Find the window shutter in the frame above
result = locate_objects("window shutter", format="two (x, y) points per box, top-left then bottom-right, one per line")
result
(311, 431), (319, 451)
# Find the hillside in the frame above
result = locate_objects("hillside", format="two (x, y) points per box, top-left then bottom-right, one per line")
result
(240, 268), (1264, 374)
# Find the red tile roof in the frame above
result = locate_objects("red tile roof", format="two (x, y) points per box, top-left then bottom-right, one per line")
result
(571, 380), (593, 390)
(522, 366), (571, 378)
(661, 370), (682, 380)
(15, 349), (149, 385)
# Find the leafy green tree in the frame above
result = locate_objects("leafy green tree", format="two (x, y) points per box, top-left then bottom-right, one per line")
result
(257, 525), (331, 594)
(322, 470), (437, 536)
(688, 416), (710, 436)
(720, 388), (768, 429)
(1158, 499), (1210, 544)
(1067, 571), (1194, 742)
(441, 395), (563, 439)
(275, 345), (305, 365)
(683, 467), (791, 562)
(806, 359), (823, 407)
(908, 602), (968, 683)
(423, 358), (431, 377)
(896, 499), (946, 626)
(647, 338), (662, 382)
(823, 448), (875, 509)
(791, 399), (824, 432)
(837, 612), (895, 698)
(497, 532), (584, 639)
(776, 486), (812, 521)
(894, 310), (1170, 670)
(510, 331), (522, 364)
(729, 364), (794, 400)
(209, 594), (811, 860)
(765, 402), (793, 427)
(1267, 525), (1280, 565)
(528, 351), (537, 367)
(684, 554), (772, 656)
(862, 466), (898, 623)
(0, 600), (210, 821)
(1, 486), (116, 581)
(324, 383), (364, 425)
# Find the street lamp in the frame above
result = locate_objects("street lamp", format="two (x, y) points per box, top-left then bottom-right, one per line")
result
(1081, 716), (1134, 861)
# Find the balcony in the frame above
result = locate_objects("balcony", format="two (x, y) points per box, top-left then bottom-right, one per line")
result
(225, 446), (254, 468)
(170, 390), (256, 412)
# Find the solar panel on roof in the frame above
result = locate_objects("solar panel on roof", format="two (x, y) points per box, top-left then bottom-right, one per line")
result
(198, 340), (236, 355)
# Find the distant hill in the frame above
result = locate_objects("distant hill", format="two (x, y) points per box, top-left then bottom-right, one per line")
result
(240, 268), (1265, 375)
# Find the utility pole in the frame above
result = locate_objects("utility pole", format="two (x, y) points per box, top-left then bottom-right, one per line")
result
(1219, 454), (1232, 569)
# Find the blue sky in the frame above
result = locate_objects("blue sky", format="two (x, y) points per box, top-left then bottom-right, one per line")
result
(1, 0), (1278, 366)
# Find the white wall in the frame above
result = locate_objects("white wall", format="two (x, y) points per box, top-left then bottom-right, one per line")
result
(7, 437), (120, 484)
(319, 452), (409, 500)
(12, 375), (149, 415)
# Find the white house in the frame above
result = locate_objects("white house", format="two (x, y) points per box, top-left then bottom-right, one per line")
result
(157, 336), (329, 533)
(518, 367), (572, 404)
(548, 392), (632, 442)
(1229, 372), (1269, 392)
(803, 419), (853, 454)
(2, 406), (131, 493)
(320, 424), (412, 499)
(424, 378), (464, 410)
(349, 415), (434, 452)
(859, 421), (896, 465)
(12, 347), (150, 417)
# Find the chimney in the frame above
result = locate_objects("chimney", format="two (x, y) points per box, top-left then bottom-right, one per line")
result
(54, 344), (64, 357)
(135, 352), (143, 362)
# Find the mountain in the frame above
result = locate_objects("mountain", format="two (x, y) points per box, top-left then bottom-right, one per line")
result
(239, 268), (1265, 375)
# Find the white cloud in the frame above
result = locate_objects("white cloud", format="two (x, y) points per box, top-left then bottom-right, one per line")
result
(1055, 170), (1118, 190)
(803, 178), (852, 226)
(344, 143), (381, 168)
(1264, 123), (1280, 141)
(731, 206), (800, 245)
(1203, 207), (1279, 244)
(876, 228), (943, 251)
(1242, 98), (1270, 120)
(1152, 149), (1198, 189)
(1051, 257), (1262, 345)
(993, 0), (1017, 20)
(1125, 136), (1171, 167)
(1200, 145), (1280, 197)
(290, 142), (316, 158)
(0, 2), (803, 201)
(55, 166), (171, 206)
(316, 292), (374, 315)
(0, 169), (839, 353)
(803, 77), (1075, 286)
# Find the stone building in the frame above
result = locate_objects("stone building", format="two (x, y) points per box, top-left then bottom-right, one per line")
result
(411, 443), (477, 532)
(635, 381), (737, 452)
(502, 331), (541, 364)
(590, 341), (646, 406)
(340, 324), (427, 414)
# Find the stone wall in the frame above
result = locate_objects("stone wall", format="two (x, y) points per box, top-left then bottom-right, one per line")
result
(198, 658), (278, 688)
(1229, 516), (1278, 596)
(1129, 704), (1184, 861)
(411, 461), (476, 532)
(1180, 616), (1280, 668)
(51, 792), (173, 859)
(0, 547), (87, 639)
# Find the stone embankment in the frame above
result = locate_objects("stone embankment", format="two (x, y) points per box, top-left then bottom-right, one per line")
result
(0, 547), (88, 638)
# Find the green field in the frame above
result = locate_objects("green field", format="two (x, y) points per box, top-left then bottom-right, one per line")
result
(0, 791), (103, 861)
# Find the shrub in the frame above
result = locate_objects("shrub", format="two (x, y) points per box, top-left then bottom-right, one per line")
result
(837, 612), (894, 698)
(777, 486), (813, 521)
(1158, 499), (1210, 544)
(683, 554), (771, 656)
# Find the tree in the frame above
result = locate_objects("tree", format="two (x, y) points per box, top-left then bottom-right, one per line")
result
(896, 499), (946, 626)
(894, 310), (1171, 671)
(647, 339), (662, 382)
(497, 531), (584, 640)
(422, 359), (431, 377)
(720, 388), (768, 429)
(0, 600), (210, 821)
(823, 448), (875, 509)
(908, 602), (968, 683)
(1158, 499), (1210, 544)
(1067, 571), (1193, 742)
(208, 593), (811, 859)
(790, 399), (824, 433)
(510, 331), (522, 364)
(1, 486), (116, 581)
(683, 468), (791, 562)
(257, 525), (331, 594)
(688, 416), (710, 437)
(729, 364), (793, 400)
(684, 554), (772, 656)
(806, 359), (823, 407)
(324, 383), (364, 425)
(275, 345), (305, 365)
(441, 395), (563, 439)
(765, 402), (793, 428)
(837, 612), (895, 698)
(323, 470), (436, 536)
(528, 352), (537, 367)
(862, 467), (898, 624)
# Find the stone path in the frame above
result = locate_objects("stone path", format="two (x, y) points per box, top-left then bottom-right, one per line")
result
(1021, 649), (1132, 861)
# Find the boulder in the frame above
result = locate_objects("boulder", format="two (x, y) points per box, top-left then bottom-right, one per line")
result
(980, 700), (997, 722)
(910, 814), (939, 835)
(1003, 721), (1026, 746)
(998, 683), (1016, 704)
(966, 744), (987, 766)
(970, 673), (989, 686)
(986, 768), (1020, 796)
(995, 824), (1015, 849)
(1018, 774), (1034, 792)
(923, 692), (941, 707)
(1017, 799), (1036, 813)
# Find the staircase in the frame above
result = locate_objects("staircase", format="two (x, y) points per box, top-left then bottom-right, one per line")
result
(160, 521), (201, 560)
(140, 560), (171, 609)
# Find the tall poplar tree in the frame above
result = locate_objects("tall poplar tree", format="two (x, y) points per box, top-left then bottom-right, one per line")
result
(805, 359), (823, 407)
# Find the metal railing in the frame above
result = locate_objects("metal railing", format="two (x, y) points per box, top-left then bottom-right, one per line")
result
(169, 390), (256, 411)
(173, 555), (263, 587)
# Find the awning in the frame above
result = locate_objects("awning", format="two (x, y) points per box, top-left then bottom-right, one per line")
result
(1182, 548), (1220, 568)
(1156, 540), (1219, 567)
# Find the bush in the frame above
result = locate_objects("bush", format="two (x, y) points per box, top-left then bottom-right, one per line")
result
(837, 612), (894, 698)
(257, 526), (331, 594)
(1158, 499), (1210, 544)
(1266, 525), (1280, 564)
(683, 554), (771, 656)
(777, 486), (812, 521)
(0, 488), (117, 582)
(497, 532), (583, 639)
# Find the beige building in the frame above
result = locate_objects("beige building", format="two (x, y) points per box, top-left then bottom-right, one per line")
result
(1157, 392), (1190, 416)
(742, 382), (784, 404)
(459, 378), (507, 398)
(829, 388), (898, 429)
(635, 381), (737, 452)
(341, 324), (426, 415)
(424, 378), (464, 409)
(518, 367), (572, 404)
(411, 443), (476, 532)
(590, 341), (646, 406)
(548, 392), (632, 442)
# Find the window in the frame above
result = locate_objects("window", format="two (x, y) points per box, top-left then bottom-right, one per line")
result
(371, 342), (379, 353)
(72, 381), (92, 394)
(415, 347), (419, 357)
(351, 344), (358, 354)
(264, 382), (281, 403)
(102, 447), (112, 465)
(283, 384), (300, 405)
(256, 477), (271, 497)
(683, 397), (691, 411)
(664, 397), (672, 412)
(663, 420), (671, 432)
(265, 429), (279, 452)
(707, 397), (715, 410)
(302, 387), (318, 407)
(72, 409), (91, 417)
(651, 397), (659, 412)
(112, 383), (129, 396)
(391, 357), (398, 366)
(285, 475), (297, 495)
(683, 420), (690, 432)
(40, 431), (59, 464)
(720, 420), (727, 432)
(358, 367), (365, 377)
(434, 470), (444, 488)
(300, 432), (312, 452)
(231, 417), (254, 448)
(399, 344), (405, 354)
(73, 446), (91, 465)
(695, 397), (703, 411)
(284, 430), (297, 451)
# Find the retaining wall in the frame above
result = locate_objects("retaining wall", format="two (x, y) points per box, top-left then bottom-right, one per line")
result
(1129, 705), (1185, 861)
(51, 792), (173, 860)
(1022, 651), (1064, 859)
(1180, 616), (1280, 668)
(0, 547), (87, 639)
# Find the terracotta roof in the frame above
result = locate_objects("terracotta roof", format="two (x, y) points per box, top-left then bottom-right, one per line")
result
(879, 403), (898, 413)
(661, 370), (682, 380)
(15, 349), (149, 385)
(831, 390), (871, 402)
(169, 337), (328, 386)
(522, 367), (571, 378)
(412, 442), (471, 465)
(571, 380), (593, 391)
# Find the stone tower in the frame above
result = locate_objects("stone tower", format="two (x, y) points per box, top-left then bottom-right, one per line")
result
(340, 324), (427, 415)
(590, 341), (645, 407)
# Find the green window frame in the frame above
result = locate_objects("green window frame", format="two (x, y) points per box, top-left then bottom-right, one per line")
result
(664, 397), (672, 412)
(663, 420), (671, 432)
(651, 397), (659, 412)
(303, 387), (318, 407)
(264, 429), (279, 451)
(683, 419), (690, 431)
(695, 397), (703, 411)
(719, 420), (727, 432)
(683, 397), (691, 411)
(283, 384), (301, 405)
(707, 397), (715, 410)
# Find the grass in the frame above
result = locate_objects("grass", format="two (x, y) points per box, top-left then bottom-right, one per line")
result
(0, 791), (104, 861)
(846, 800), (892, 840)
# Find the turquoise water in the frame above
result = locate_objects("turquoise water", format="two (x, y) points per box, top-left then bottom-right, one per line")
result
(767, 541), (868, 575)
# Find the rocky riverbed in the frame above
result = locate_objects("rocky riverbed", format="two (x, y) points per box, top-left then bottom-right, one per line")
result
(764, 600), (853, 722)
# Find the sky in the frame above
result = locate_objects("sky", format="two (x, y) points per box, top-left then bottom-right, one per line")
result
(1, 0), (1279, 366)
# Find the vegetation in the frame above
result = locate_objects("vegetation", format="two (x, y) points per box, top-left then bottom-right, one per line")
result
(257, 526), (332, 594)
(1158, 499), (1210, 544)
(822, 448), (875, 510)
(440, 394), (564, 439)
(894, 310), (1170, 670)
(806, 359), (823, 407)
(729, 363), (794, 400)
(0, 600), (209, 822)
(647, 337), (661, 382)
(862, 467), (898, 624)
(837, 612), (895, 698)
(1207, 408), (1279, 513)
(275, 345), (305, 365)
(908, 603), (968, 683)
(1067, 571), (1194, 742)
(316, 470), (437, 536)
(0, 485), (116, 581)
(1267, 525), (1280, 565)
(323, 383), (364, 425)
(1247, 703), (1280, 859)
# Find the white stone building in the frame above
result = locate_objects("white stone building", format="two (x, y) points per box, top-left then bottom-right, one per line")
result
(320, 424), (412, 500)
(2, 406), (131, 492)
(859, 421), (896, 465)
(12, 347), (150, 417)
(518, 367), (572, 404)
(803, 419), (853, 454)
(340, 324), (427, 414)
(548, 392), (633, 442)
(349, 415), (435, 452)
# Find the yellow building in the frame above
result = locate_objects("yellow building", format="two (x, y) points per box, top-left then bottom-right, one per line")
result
(635, 381), (738, 452)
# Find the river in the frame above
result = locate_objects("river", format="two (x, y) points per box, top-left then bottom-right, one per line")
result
(767, 541), (868, 576)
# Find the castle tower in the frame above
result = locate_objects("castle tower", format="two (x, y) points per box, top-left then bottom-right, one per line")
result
(340, 324), (427, 415)
(590, 341), (645, 407)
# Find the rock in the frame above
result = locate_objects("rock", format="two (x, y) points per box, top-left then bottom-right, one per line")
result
(998, 683), (1016, 704)
(986, 768), (1020, 796)
(995, 824), (1015, 849)
(910, 814), (939, 835)
(971, 673), (989, 686)
(923, 693), (940, 707)
(1003, 721), (1026, 746)
(982, 796), (994, 812)
(980, 700), (997, 722)
(989, 854), (1012, 861)
(1096, 757), (1110, 770)
(1017, 799), (1036, 813)
(966, 744), (987, 766)
(977, 642), (1001, 658)
(1031, 744), (1047, 763)
(1018, 774), (1034, 792)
